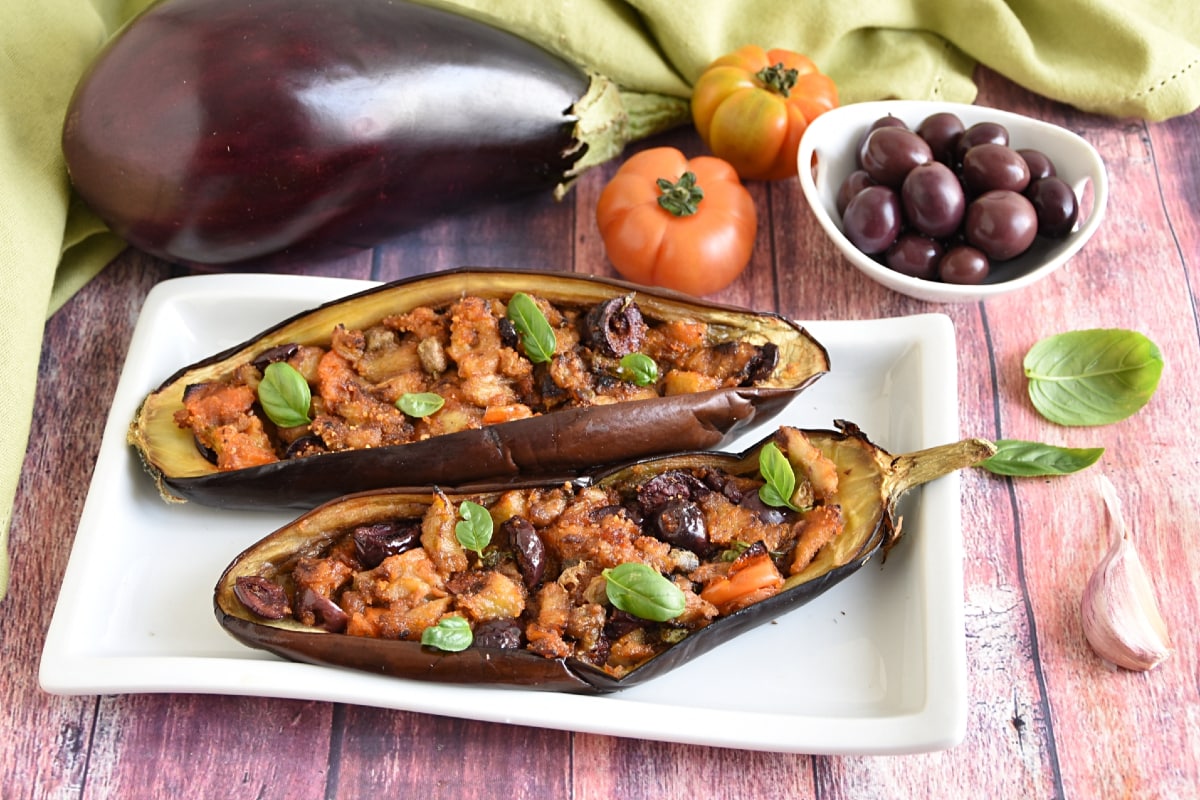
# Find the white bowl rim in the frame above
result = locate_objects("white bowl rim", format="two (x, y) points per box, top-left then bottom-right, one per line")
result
(797, 100), (1110, 303)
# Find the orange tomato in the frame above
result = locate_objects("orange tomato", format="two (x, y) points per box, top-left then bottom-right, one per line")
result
(691, 45), (838, 181)
(595, 147), (757, 296)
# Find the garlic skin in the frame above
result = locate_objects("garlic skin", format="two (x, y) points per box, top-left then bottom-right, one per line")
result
(1081, 475), (1173, 671)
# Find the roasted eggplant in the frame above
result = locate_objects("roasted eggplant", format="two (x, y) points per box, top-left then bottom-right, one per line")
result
(214, 423), (995, 693)
(63, 0), (688, 267)
(129, 269), (830, 509)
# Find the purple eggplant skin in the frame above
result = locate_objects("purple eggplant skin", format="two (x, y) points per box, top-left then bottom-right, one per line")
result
(62, 0), (629, 267)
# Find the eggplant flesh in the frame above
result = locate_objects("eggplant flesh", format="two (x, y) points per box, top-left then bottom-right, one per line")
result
(63, 0), (681, 267)
(128, 269), (831, 509)
(213, 423), (995, 693)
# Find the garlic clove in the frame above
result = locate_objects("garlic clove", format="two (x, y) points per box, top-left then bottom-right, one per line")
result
(1081, 474), (1173, 671)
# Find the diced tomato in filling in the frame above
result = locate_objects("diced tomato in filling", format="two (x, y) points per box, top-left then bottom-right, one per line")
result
(174, 383), (276, 470)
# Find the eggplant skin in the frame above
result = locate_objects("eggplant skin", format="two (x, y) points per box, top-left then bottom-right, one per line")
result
(213, 424), (953, 693)
(128, 269), (831, 509)
(63, 0), (593, 266)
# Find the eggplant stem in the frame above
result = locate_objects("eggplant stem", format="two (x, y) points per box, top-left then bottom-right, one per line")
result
(889, 438), (997, 496)
(557, 74), (689, 196)
(618, 88), (692, 140)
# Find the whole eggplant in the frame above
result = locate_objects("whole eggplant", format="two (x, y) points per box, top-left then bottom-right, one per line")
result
(62, 0), (686, 267)
(213, 423), (996, 693)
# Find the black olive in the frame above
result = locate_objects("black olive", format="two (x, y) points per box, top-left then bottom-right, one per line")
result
(605, 609), (646, 640)
(736, 490), (786, 526)
(636, 470), (710, 514)
(697, 466), (747, 503)
(353, 520), (422, 568)
(504, 516), (546, 589)
(497, 317), (520, 350)
(584, 294), (647, 357)
(576, 635), (612, 668)
(649, 499), (713, 556)
(250, 343), (300, 373)
(233, 576), (290, 619)
(283, 434), (326, 460)
(192, 435), (218, 465)
(589, 503), (643, 527)
(473, 618), (524, 649)
(741, 343), (780, 385)
(298, 588), (348, 633)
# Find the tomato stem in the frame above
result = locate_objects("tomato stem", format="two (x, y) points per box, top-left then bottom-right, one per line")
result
(755, 62), (798, 97)
(656, 172), (704, 216)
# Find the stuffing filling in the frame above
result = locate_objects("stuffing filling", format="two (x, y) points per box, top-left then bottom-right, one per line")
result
(234, 429), (845, 678)
(176, 292), (785, 471)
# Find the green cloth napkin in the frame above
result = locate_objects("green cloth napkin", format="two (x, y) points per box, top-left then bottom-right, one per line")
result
(2, 0), (1198, 600)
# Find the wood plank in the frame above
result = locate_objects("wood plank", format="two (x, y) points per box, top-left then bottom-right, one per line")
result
(986, 108), (1200, 800)
(371, 184), (580, 280)
(84, 695), (334, 799)
(1, 255), (165, 799)
(572, 734), (818, 800)
(329, 707), (570, 799)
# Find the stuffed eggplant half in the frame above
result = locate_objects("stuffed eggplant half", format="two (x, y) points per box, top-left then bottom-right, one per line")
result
(214, 423), (995, 693)
(129, 269), (830, 509)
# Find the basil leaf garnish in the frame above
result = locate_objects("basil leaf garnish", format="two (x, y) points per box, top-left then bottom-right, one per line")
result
(257, 362), (312, 428)
(455, 500), (493, 557)
(617, 353), (658, 386)
(1024, 329), (1163, 426)
(420, 615), (473, 652)
(396, 392), (445, 418)
(602, 563), (686, 621)
(506, 292), (557, 364)
(981, 439), (1104, 476)
(757, 442), (802, 511)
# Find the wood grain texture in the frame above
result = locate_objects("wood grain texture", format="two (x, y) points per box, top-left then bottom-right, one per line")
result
(2, 66), (1197, 800)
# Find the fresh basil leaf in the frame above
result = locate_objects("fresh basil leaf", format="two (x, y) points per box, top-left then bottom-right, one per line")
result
(1024, 329), (1163, 426)
(602, 563), (686, 622)
(617, 353), (658, 386)
(757, 442), (801, 511)
(257, 362), (312, 428)
(981, 439), (1105, 476)
(420, 615), (473, 652)
(396, 392), (445, 418)
(455, 500), (493, 556)
(506, 292), (557, 364)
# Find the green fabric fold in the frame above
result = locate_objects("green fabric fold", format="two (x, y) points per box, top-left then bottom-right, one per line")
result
(3, 0), (1199, 599)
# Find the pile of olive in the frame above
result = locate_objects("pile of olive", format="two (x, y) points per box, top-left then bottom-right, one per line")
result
(837, 112), (1080, 285)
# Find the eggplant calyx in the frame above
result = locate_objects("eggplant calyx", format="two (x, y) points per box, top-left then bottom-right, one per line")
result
(557, 74), (689, 196)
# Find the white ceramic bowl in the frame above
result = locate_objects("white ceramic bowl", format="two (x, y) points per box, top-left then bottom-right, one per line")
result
(797, 100), (1108, 303)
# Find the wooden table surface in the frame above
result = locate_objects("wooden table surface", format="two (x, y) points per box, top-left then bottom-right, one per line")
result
(4, 67), (1197, 799)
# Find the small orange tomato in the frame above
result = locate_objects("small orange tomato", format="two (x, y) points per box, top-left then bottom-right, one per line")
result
(596, 147), (757, 296)
(692, 45), (838, 181)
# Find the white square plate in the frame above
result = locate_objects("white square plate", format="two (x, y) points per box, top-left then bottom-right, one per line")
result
(40, 274), (966, 755)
